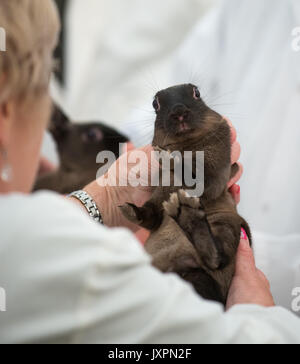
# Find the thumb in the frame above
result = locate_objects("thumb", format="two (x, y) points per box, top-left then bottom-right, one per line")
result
(235, 229), (256, 277)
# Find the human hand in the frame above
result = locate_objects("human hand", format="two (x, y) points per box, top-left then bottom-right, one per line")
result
(226, 230), (275, 310)
(85, 144), (157, 232)
(227, 119), (243, 204)
(85, 118), (243, 232)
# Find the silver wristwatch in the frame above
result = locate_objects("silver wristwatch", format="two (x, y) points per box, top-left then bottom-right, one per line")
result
(69, 190), (103, 224)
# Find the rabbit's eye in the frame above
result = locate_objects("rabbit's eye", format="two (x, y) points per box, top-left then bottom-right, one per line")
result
(193, 87), (201, 100)
(82, 128), (103, 143)
(153, 97), (161, 112)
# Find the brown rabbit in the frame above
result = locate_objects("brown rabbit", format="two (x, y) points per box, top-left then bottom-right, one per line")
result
(120, 84), (251, 305)
(34, 105), (128, 194)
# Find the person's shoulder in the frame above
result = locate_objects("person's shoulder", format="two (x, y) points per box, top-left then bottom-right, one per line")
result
(0, 191), (85, 239)
(0, 191), (149, 267)
(0, 191), (75, 221)
(0, 192), (150, 343)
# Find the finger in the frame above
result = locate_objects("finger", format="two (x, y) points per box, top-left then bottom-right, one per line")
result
(223, 116), (237, 143)
(229, 184), (240, 204)
(124, 142), (135, 153)
(231, 141), (241, 164)
(228, 162), (243, 188)
(135, 228), (150, 245)
(140, 144), (153, 154)
(257, 269), (271, 289)
(140, 145), (160, 178)
(235, 232), (256, 276)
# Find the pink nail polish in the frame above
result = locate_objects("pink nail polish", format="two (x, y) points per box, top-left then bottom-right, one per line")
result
(241, 228), (248, 240)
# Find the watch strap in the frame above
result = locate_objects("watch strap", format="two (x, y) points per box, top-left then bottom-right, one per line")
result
(69, 190), (103, 224)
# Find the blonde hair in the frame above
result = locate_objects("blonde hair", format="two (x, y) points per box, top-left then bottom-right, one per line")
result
(0, 0), (60, 104)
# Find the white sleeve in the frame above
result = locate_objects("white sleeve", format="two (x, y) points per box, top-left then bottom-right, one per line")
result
(0, 192), (299, 344)
(254, 231), (300, 315)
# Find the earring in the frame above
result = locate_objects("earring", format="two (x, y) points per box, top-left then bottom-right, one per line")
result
(0, 148), (12, 183)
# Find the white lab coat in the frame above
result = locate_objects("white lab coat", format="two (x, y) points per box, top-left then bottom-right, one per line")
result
(0, 192), (300, 344)
(127, 0), (300, 312)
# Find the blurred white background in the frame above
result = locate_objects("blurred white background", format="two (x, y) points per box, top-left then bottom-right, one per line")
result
(52, 0), (217, 125)
(46, 0), (217, 162)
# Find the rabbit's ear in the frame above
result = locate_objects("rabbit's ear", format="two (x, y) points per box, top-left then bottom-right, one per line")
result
(51, 104), (70, 126)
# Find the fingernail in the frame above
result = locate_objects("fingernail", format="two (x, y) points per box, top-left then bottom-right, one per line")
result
(241, 228), (248, 241)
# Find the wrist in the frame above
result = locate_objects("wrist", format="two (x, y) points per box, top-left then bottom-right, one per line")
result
(84, 179), (113, 227)
(84, 177), (141, 232)
(68, 190), (103, 224)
